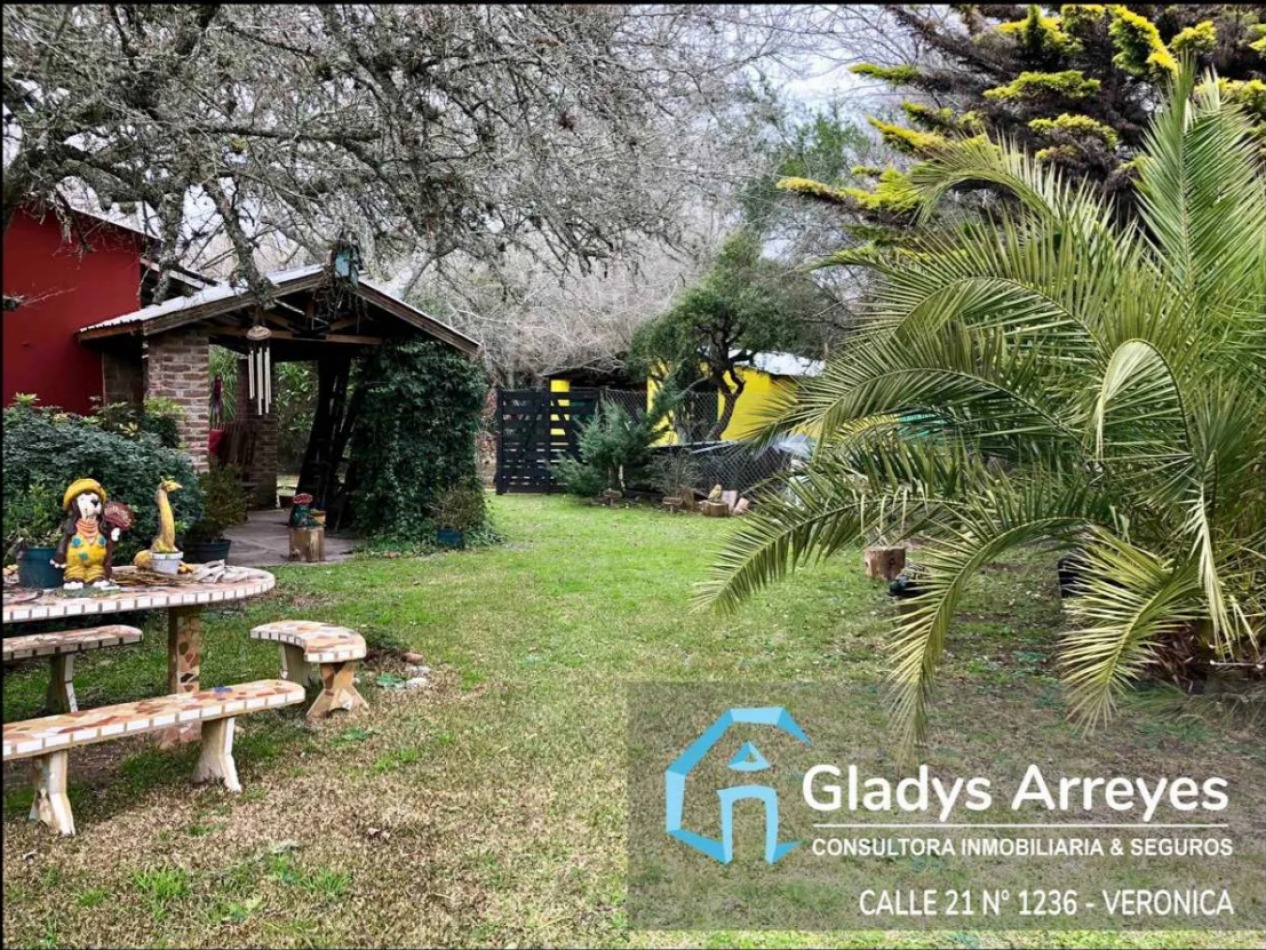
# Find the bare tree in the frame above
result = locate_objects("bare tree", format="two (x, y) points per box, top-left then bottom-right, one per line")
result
(3, 4), (815, 300)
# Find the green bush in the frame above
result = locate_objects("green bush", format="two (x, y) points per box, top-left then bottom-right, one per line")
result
(186, 464), (248, 543)
(90, 397), (185, 449)
(3, 482), (64, 560)
(3, 401), (204, 563)
(551, 400), (660, 495)
(348, 339), (489, 538)
(552, 455), (608, 497)
(430, 483), (487, 532)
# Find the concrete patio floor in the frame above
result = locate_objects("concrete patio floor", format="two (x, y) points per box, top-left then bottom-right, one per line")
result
(224, 508), (355, 567)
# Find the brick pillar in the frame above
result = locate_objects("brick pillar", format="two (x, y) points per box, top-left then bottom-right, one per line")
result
(101, 351), (144, 407)
(235, 355), (278, 507)
(143, 328), (209, 472)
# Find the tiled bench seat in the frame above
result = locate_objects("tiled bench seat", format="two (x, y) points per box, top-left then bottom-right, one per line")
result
(250, 621), (367, 721)
(3, 625), (143, 713)
(3, 680), (304, 835)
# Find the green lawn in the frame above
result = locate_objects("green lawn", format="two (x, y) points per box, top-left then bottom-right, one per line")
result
(2, 495), (1259, 948)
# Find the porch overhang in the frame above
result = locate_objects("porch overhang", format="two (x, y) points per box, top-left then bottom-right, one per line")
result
(76, 264), (479, 359)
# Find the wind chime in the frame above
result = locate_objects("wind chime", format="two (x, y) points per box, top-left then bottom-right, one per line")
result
(245, 320), (272, 416)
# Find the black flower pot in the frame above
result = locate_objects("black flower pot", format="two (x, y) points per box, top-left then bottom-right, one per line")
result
(184, 539), (232, 564)
(16, 545), (64, 589)
(436, 528), (465, 550)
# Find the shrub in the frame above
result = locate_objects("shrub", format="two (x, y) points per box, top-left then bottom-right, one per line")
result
(430, 484), (487, 532)
(348, 339), (488, 538)
(649, 442), (702, 500)
(185, 464), (248, 543)
(552, 400), (659, 495)
(552, 455), (608, 498)
(90, 397), (185, 449)
(3, 481), (63, 560)
(3, 401), (203, 563)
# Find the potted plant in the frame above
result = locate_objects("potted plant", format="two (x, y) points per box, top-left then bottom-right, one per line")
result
(183, 464), (248, 563)
(6, 483), (66, 588)
(431, 484), (486, 549)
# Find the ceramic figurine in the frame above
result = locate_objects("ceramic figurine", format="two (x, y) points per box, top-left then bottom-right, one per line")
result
(289, 492), (315, 529)
(53, 479), (120, 590)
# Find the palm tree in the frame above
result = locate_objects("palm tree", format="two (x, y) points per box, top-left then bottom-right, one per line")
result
(700, 67), (1265, 749)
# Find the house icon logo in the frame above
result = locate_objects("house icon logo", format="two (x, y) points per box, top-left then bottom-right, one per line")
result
(664, 706), (810, 865)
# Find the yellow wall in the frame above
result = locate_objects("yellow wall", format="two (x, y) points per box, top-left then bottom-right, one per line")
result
(647, 364), (796, 444)
(549, 377), (570, 437)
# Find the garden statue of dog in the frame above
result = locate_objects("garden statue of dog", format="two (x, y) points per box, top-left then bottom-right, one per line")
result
(52, 478), (121, 590)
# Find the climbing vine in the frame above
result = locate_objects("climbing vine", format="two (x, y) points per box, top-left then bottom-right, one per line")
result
(347, 339), (488, 539)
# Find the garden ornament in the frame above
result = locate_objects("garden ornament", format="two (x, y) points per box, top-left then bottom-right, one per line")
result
(289, 493), (317, 529)
(707, 484), (724, 503)
(152, 479), (182, 553)
(52, 478), (120, 590)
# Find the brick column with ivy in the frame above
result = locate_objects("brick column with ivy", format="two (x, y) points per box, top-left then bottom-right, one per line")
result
(143, 328), (209, 472)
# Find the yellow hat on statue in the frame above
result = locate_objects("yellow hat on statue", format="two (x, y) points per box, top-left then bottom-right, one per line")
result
(63, 478), (107, 511)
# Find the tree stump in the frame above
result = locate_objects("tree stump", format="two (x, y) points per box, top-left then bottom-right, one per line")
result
(700, 500), (730, 518)
(289, 527), (326, 562)
(863, 546), (907, 581)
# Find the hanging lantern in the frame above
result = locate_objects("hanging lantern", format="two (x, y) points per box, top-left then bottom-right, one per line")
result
(246, 324), (273, 416)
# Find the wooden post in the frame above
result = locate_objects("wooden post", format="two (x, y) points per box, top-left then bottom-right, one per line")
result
(289, 526), (325, 562)
(307, 661), (366, 721)
(193, 718), (241, 792)
(863, 546), (907, 581)
(164, 606), (202, 745)
(279, 643), (315, 686)
(46, 654), (77, 714)
(30, 751), (75, 836)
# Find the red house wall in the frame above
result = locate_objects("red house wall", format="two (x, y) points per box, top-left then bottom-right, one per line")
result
(2, 210), (144, 414)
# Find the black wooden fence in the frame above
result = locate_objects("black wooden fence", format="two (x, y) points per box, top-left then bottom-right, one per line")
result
(495, 386), (798, 497)
(494, 388), (603, 494)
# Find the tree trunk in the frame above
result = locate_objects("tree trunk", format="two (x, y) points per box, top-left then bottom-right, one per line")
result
(298, 353), (353, 511)
(708, 375), (745, 440)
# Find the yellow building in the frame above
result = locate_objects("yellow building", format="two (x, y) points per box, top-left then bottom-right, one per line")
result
(648, 351), (824, 444)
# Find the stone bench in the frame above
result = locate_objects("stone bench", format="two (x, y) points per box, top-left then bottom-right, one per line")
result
(3, 625), (144, 714)
(250, 621), (367, 721)
(3, 679), (305, 836)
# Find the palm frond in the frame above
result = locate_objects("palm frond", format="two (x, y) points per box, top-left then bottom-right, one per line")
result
(1060, 532), (1205, 728)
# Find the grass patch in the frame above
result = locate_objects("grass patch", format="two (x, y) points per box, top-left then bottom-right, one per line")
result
(3, 496), (1260, 948)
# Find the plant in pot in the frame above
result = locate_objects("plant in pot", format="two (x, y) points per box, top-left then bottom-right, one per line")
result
(5, 482), (66, 588)
(431, 484), (486, 550)
(183, 464), (248, 564)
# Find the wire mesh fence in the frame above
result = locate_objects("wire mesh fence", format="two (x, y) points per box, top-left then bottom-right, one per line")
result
(495, 386), (803, 497)
(597, 389), (799, 497)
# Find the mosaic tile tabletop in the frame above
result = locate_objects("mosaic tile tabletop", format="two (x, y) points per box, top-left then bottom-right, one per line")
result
(3, 625), (143, 662)
(251, 620), (366, 662)
(3, 679), (305, 760)
(2, 568), (276, 626)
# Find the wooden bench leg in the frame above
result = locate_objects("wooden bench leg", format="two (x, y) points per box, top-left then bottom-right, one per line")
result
(307, 661), (366, 721)
(279, 643), (315, 686)
(46, 654), (77, 714)
(193, 718), (241, 793)
(30, 751), (75, 836)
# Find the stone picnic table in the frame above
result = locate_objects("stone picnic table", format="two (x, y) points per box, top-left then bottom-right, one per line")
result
(2, 567), (276, 744)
